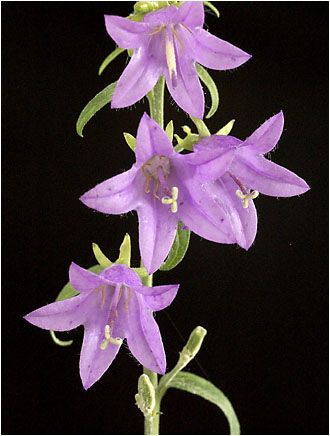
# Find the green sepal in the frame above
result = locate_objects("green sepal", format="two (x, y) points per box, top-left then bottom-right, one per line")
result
(159, 221), (190, 271)
(215, 119), (235, 136)
(203, 1), (220, 18)
(165, 120), (174, 142)
(98, 47), (126, 76)
(169, 372), (240, 435)
(49, 330), (73, 347)
(196, 63), (219, 119)
(93, 243), (112, 268)
(190, 115), (211, 137)
(76, 81), (117, 137)
(115, 233), (131, 267)
(123, 132), (136, 152)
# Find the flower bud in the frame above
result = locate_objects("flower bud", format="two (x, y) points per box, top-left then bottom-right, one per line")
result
(181, 326), (207, 361)
(135, 374), (156, 418)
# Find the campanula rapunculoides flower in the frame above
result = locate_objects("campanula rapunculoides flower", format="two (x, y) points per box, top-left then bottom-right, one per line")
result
(80, 113), (238, 274)
(24, 262), (179, 389)
(105, 1), (251, 118)
(194, 111), (310, 249)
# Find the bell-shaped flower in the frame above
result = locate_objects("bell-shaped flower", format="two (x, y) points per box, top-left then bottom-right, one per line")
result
(105, 1), (251, 118)
(80, 113), (238, 274)
(24, 262), (179, 390)
(194, 111), (310, 249)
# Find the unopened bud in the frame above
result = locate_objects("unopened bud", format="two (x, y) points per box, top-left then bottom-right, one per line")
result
(182, 326), (207, 360)
(135, 374), (156, 418)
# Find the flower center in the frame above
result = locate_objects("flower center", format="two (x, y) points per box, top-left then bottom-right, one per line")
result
(148, 23), (192, 88)
(227, 171), (259, 209)
(99, 284), (132, 350)
(142, 154), (179, 213)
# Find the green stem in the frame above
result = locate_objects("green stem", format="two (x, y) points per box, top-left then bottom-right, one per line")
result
(146, 76), (165, 129)
(141, 76), (165, 435)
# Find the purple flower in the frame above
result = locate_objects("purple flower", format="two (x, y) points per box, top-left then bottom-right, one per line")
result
(24, 262), (179, 390)
(80, 113), (237, 274)
(195, 111), (310, 249)
(105, 2), (251, 118)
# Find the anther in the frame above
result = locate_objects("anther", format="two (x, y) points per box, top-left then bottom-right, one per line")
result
(125, 288), (132, 311)
(171, 27), (183, 56)
(235, 190), (259, 208)
(161, 186), (179, 213)
(148, 25), (165, 36)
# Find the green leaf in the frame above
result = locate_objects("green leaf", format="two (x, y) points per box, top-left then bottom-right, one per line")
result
(123, 132), (136, 152)
(76, 81), (117, 137)
(165, 120), (174, 142)
(98, 47), (126, 76)
(203, 1), (220, 18)
(159, 221), (190, 271)
(169, 372), (240, 435)
(55, 265), (103, 302)
(196, 63), (219, 119)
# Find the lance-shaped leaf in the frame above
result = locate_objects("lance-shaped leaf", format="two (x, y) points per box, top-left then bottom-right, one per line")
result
(98, 47), (126, 76)
(159, 221), (190, 271)
(169, 371), (240, 435)
(76, 81), (117, 137)
(196, 63), (219, 119)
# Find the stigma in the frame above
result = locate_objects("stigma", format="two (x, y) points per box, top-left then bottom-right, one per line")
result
(161, 186), (179, 213)
(100, 324), (123, 350)
(235, 190), (259, 208)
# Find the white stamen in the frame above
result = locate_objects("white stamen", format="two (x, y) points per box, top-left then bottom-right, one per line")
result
(165, 30), (177, 87)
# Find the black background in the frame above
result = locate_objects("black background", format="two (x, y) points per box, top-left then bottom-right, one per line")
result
(2, 2), (328, 435)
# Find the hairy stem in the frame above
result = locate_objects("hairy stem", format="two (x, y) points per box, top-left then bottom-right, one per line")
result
(142, 76), (165, 435)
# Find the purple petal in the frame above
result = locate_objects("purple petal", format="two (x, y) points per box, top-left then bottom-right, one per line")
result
(111, 47), (160, 109)
(142, 5), (178, 25)
(181, 147), (235, 182)
(173, 158), (237, 243)
(165, 27), (204, 118)
(193, 28), (251, 70)
(100, 264), (142, 287)
(126, 293), (166, 374)
(134, 284), (179, 311)
(79, 290), (121, 390)
(175, 1), (204, 28)
(23, 293), (89, 331)
(231, 151), (310, 197)
(69, 262), (105, 293)
(196, 135), (242, 150)
(242, 111), (284, 154)
(205, 174), (257, 249)
(137, 195), (178, 275)
(104, 15), (147, 49)
(79, 166), (140, 214)
(135, 113), (174, 165)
